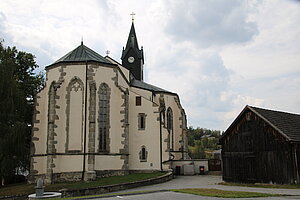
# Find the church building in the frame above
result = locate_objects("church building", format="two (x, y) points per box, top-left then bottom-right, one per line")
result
(29, 22), (188, 184)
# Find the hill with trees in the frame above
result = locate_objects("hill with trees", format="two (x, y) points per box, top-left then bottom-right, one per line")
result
(187, 127), (222, 159)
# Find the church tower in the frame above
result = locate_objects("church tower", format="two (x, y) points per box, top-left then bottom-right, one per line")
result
(121, 22), (144, 81)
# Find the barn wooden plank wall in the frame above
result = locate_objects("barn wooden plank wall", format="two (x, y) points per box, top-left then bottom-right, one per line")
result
(221, 110), (300, 184)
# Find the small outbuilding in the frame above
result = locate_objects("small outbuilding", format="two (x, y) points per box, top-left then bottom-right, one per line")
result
(219, 105), (300, 184)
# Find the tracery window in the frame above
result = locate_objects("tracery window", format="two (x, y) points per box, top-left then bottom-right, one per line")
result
(99, 83), (110, 152)
(167, 107), (174, 150)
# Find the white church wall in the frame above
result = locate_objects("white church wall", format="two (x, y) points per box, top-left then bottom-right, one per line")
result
(150, 93), (169, 168)
(32, 157), (47, 174)
(104, 57), (130, 81)
(32, 88), (48, 155)
(46, 66), (61, 83)
(67, 85), (84, 151)
(163, 94), (185, 160)
(94, 155), (124, 170)
(118, 65), (130, 81)
(57, 64), (86, 154)
(49, 64), (87, 175)
(117, 69), (129, 90)
(151, 93), (186, 162)
(53, 155), (83, 173)
(128, 87), (161, 170)
(162, 127), (170, 171)
(54, 82), (66, 154)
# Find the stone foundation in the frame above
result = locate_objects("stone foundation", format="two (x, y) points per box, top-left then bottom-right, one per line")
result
(29, 170), (163, 184)
(29, 172), (83, 184)
(53, 172), (82, 183)
(84, 171), (96, 181)
(95, 170), (128, 178)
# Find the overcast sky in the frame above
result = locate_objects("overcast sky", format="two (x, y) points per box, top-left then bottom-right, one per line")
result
(1, 0), (300, 131)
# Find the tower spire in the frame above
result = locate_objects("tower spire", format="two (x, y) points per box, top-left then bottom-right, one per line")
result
(121, 17), (144, 81)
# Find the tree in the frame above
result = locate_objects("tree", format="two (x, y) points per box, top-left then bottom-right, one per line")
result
(187, 126), (221, 159)
(189, 140), (206, 159)
(0, 40), (44, 185)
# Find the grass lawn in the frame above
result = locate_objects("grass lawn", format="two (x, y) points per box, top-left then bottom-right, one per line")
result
(219, 182), (300, 189)
(0, 172), (166, 197)
(172, 188), (283, 198)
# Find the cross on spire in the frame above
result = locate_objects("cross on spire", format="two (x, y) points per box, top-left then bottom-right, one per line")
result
(130, 12), (136, 22)
(105, 50), (110, 56)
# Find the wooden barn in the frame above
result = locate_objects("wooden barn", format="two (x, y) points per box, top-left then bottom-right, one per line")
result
(219, 105), (300, 184)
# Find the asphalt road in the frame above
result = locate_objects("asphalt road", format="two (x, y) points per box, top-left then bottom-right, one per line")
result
(74, 175), (300, 200)
(108, 175), (300, 196)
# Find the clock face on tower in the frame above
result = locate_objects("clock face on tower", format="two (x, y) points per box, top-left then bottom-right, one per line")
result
(128, 56), (135, 63)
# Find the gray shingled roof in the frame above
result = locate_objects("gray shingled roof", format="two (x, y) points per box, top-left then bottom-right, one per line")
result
(249, 106), (300, 142)
(47, 42), (112, 67)
(131, 79), (174, 94)
(222, 105), (300, 142)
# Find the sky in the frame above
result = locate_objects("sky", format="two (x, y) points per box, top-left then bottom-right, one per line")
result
(1, 0), (300, 131)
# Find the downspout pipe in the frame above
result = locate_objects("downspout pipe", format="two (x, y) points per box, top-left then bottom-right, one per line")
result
(82, 61), (88, 181)
(159, 112), (163, 171)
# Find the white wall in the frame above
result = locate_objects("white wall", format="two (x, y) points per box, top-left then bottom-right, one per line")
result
(128, 87), (161, 170)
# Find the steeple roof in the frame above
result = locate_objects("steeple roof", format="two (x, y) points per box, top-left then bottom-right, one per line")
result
(47, 42), (112, 68)
(121, 22), (143, 60)
(125, 22), (139, 50)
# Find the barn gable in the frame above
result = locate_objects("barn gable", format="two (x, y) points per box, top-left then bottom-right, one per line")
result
(221, 105), (300, 143)
(220, 105), (300, 184)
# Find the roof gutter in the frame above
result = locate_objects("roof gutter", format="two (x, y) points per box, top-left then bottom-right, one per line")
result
(45, 60), (118, 70)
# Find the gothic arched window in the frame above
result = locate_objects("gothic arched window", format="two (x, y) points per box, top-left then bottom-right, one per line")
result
(139, 145), (148, 162)
(167, 107), (174, 150)
(65, 77), (84, 153)
(98, 83), (110, 152)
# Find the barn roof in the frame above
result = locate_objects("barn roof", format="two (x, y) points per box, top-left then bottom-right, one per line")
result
(221, 105), (300, 142)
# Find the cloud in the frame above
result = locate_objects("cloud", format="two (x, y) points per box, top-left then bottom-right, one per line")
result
(164, 0), (258, 48)
(1, 0), (300, 131)
(221, 0), (300, 79)
(0, 0), (113, 67)
(0, 12), (6, 28)
(146, 41), (237, 129)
